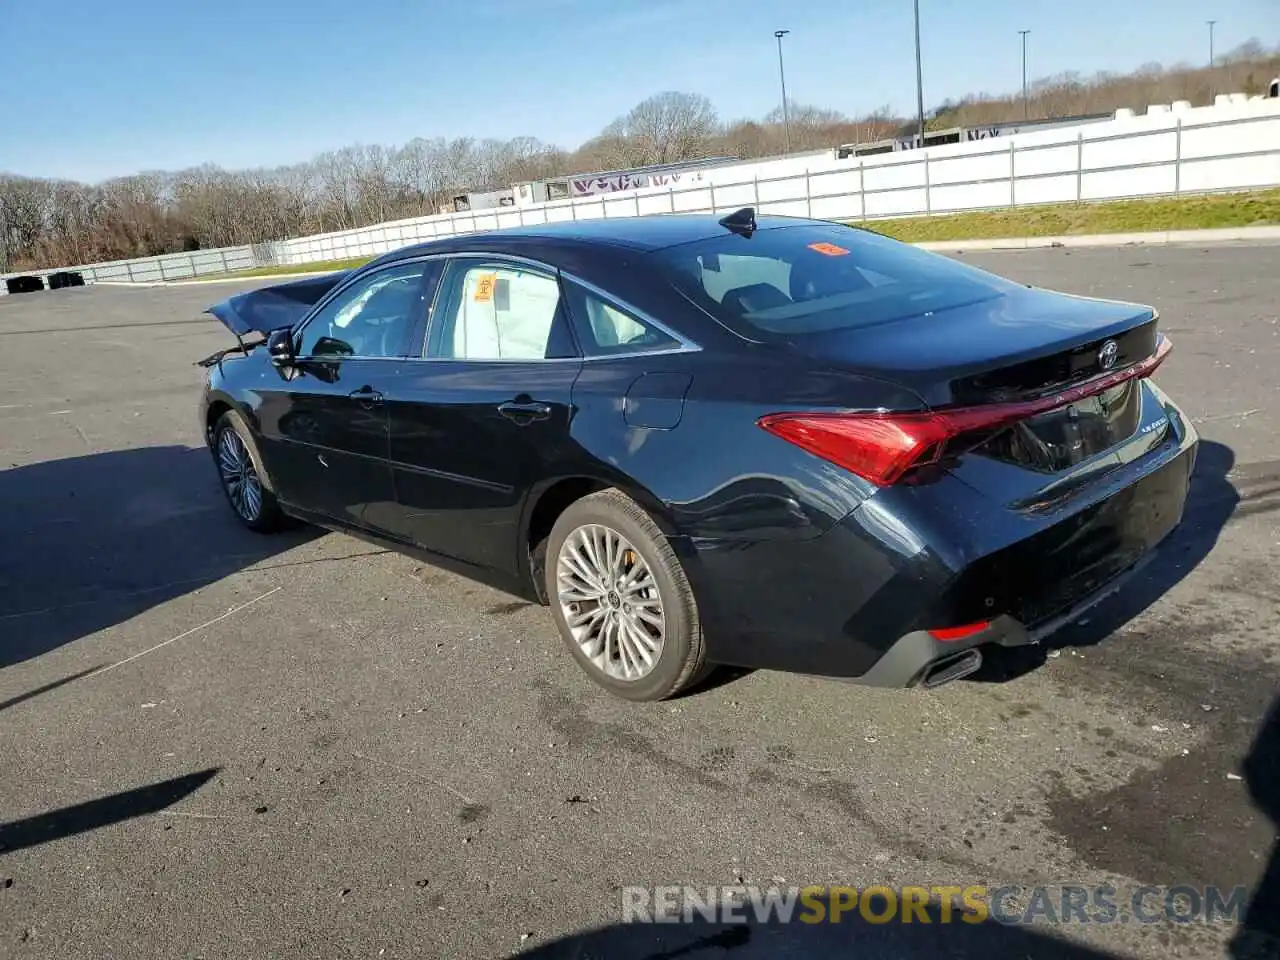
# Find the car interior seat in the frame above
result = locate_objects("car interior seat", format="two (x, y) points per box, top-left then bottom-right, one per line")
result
(789, 257), (872, 303)
(718, 282), (794, 316)
(453, 273), (556, 359)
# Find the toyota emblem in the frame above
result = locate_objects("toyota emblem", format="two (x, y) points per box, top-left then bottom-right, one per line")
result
(1098, 339), (1119, 370)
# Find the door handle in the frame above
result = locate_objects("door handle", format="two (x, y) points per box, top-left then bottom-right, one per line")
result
(349, 385), (384, 404)
(497, 399), (552, 424)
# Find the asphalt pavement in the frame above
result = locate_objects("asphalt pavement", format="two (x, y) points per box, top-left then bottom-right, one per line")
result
(1, 242), (1278, 959)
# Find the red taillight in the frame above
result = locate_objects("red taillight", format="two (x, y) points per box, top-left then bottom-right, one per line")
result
(758, 410), (952, 486)
(759, 335), (1172, 486)
(928, 622), (991, 642)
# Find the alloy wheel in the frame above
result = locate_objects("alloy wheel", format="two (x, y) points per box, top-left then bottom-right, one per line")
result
(555, 523), (666, 681)
(217, 427), (263, 523)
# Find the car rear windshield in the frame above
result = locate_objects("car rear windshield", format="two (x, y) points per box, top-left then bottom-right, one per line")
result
(650, 223), (1019, 339)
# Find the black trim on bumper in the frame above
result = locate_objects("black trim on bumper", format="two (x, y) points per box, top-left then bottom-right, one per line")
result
(845, 539), (1165, 688)
(845, 615), (1028, 688)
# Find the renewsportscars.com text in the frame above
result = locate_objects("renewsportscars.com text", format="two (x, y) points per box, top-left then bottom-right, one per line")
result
(621, 884), (1248, 926)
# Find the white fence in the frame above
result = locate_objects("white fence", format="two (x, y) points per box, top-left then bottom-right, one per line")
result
(4, 92), (1278, 296)
(276, 93), (1280, 265)
(0, 246), (258, 295)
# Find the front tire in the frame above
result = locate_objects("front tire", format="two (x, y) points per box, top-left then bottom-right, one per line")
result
(545, 488), (709, 701)
(212, 410), (286, 533)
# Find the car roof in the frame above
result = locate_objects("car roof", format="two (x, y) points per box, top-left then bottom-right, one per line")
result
(377, 212), (818, 261)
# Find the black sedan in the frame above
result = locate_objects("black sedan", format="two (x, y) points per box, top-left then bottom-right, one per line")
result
(198, 210), (1197, 701)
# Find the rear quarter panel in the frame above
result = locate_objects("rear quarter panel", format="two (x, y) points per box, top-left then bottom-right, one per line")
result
(565, 347), (927, 541)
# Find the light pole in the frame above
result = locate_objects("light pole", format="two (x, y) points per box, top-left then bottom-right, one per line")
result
(1207, 19), (1217, 101)
(913, 0), (925, 144)
(1019, 29), (1031, 121)
(774, 30), (791, 152)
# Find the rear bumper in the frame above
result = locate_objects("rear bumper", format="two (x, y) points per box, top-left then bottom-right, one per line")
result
(678, 387), (1198, 686)
(851, 617), (1029, 688)
(849, 541), (1162, 687)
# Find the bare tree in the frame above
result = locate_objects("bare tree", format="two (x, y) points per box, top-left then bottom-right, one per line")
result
(718, 120), (779, 161)
(571, 133), (637, 173)
(0, 176), (53, 269)
(601, 91), (721, 165)
(931, 39), (1277, 127)
(394, 138), (453, 215)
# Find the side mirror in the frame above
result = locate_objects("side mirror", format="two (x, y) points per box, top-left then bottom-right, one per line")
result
(266, 328), (295, 365)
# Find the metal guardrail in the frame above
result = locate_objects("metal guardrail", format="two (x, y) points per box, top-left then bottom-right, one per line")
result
(1, 246), (259, 295)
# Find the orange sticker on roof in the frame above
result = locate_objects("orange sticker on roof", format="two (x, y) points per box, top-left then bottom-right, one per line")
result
(808, 242), (850, 256)
(473, 273), (497, 302)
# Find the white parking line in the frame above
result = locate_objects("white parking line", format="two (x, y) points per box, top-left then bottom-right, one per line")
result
(83, 586), (282, 679)
(352, 751), (482, 808)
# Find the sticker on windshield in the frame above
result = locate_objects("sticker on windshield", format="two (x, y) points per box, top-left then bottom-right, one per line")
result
(473, 273), (498, 302)
(808, 242), (850, 256)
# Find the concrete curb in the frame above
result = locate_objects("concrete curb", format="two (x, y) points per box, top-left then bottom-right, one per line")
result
(914, 224), (1280, 252)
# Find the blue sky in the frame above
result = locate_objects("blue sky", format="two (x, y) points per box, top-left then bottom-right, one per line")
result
(0, 0), (1272, 183)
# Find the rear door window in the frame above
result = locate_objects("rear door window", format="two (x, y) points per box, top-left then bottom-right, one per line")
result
(562, 280), (681, 357)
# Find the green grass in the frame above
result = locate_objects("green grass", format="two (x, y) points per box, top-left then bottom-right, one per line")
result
(203, 189), (1280, 281)
(222, 256), (372, 278)
(857, 188), (1280, 243)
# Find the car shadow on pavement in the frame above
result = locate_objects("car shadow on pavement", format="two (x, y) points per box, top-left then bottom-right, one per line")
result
(676, 665), (757, 698)
(1231, 695), (1280, 959)
(971, 438), (1243, 683)
(508, 903), (1126, 959)
(0, 444), (321, 670)
(0, 665), (106, 714)
(0, 767), (220, 856)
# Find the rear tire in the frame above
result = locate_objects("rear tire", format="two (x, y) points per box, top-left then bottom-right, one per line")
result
(212, 410), (287, 533)
(545, 488), (710, 701)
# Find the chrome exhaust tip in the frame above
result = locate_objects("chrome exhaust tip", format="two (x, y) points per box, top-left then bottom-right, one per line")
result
(920, 648), (983, 689)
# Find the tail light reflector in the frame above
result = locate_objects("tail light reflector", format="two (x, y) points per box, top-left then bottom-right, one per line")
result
(928, 621), (991, 642)
(759, 335), (1172, 486)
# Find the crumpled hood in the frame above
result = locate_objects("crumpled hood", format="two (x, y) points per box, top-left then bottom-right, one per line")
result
(205, 271), (351, 337)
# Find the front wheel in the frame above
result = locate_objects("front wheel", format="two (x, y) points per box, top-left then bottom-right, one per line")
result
(212, 410), (287, 533)
(545, 488), (710, 701)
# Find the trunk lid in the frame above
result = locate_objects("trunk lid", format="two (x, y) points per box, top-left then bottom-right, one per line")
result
(786, 284), (1158, 408)
(757, 285), (1172, 495)
(205, 271), (350, 338)
(791, 286), (1165, 478)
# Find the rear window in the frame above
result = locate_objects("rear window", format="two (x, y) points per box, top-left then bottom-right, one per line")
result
(650, 223), (1018, 339)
